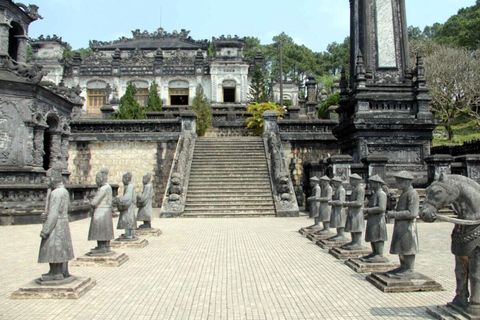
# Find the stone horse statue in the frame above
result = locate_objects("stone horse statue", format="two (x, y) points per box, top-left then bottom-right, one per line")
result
(420, 173), (480, 316)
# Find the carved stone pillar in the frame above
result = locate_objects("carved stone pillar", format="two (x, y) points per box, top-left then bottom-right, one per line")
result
(326, 155), (353, 182)
(180, 110), (197, 135)
(49, 131), (62, 167)
(425, 154), (454, 184)
(61, 132), (70, 169)
(15, 35), (28, 63)
(33, 125), (47, 167)
(0, 14), (9, 57)
(455, 155), (480, 184)
(362, 154), (389, 181)
(262, 110), (280, 134)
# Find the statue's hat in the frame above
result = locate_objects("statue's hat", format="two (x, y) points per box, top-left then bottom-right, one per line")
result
(331, 176), (343, 183)
(320, 176), (330, 181)
(310, 176), (320, 182)
(368, 174), (386, 185)
(393, 171), (414, 180)
(349, 174), (363, 180)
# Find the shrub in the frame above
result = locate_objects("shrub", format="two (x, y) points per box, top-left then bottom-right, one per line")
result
(245, 102), (284, 136)
(190, 85), (212, 136)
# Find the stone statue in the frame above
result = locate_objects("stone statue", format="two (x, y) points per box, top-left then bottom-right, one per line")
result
(306, 176), (321, 227)
(328, 176), (347, 241)
(88, 167), (114, 254)
(315, 176), (333, 235)
(116, 172), (137, 239)
(361, 175), (388, 262)
(38, 162), (74, 283)
(343, 174), (366, 250)
(420, 173), (480, 316)
(386, 171), (419, 277)
(137, 172), (154, 229)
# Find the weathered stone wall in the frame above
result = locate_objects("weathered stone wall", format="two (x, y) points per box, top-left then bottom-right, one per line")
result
(68, 141), (176, 207)
(283, 141), (340, 206)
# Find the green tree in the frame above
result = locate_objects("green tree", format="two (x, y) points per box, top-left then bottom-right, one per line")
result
(208, 42), (215, 57)
(190, 85), (212, 136)
(243, 37), (262, 60)
(434, 2), (480, 50)
(248, 65), (269, 103)
(245, 102), (284, 136)
(26, 44), (33, 61)
(146, 81), (162, 111)
(114, 82), (146, 119)
(317, 92), (340, 119)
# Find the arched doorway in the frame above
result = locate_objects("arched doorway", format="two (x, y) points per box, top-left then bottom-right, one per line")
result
(8, 22), (24, 61)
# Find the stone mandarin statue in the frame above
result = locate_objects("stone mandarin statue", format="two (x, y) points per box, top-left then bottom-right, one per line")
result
(315, 176), (333, 235)
(137, 172), (154, 229)
(362, 175), (388, 263)
(343, 174), (366, 250)
(420, 173), (480, 316)
(116, 172), (137, 239)
(306, 176), (321, 229)
(386, 171), (419, 277)
(38, 162), (74, 282)
(88, 167), (114, 254)
(328, 176), (347, 241)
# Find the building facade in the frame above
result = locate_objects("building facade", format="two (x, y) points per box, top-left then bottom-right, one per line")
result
(31, 30), (256, 117)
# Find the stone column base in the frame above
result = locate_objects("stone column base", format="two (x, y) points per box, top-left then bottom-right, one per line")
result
(366, 272), (443, 293)
(329, 246), (372, 260)
(11, 277), (96, 299)
(345, 258), (399, 273)
(71, 252), (128, 267)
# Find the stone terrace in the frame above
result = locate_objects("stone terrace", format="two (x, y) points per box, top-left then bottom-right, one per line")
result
(0, 211), (456, 320)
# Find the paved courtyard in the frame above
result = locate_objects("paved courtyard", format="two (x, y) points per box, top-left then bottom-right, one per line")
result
(0, 210), (457, 320)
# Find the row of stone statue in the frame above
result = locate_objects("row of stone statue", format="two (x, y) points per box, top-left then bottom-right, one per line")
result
(37, 163), (154, 283)
(305, 171), (418, 277)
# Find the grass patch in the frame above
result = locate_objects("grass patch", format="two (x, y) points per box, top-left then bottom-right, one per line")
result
(432, 118), (480, 146)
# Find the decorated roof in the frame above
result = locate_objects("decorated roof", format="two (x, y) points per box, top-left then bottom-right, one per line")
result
(89, 28), (209, 51)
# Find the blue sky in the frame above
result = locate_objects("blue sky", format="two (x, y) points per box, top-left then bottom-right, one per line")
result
(27, 0), (476, 53)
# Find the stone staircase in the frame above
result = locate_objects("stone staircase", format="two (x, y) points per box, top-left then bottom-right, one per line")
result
(184, 137), (276, 217)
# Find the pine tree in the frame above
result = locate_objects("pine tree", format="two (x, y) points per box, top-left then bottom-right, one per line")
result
(248, 65), (269, 104)
(190, 85), (213, 136)
(146, 81), (163, 112)
(114, 82), (146, 119)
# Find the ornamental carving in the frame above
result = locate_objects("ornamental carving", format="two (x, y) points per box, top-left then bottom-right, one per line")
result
(15, 3), (43, 20)
(89, 28), (208, 48)
(70, 122), (182, 134)
(30, 34), (67, 46)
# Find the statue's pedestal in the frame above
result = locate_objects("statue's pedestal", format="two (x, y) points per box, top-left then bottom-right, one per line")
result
(135, 228), (162, 237)
(307, 232), (335, 242)
(316, 238), (350, 250)
(329, 246), (372, 260)
(71, 252), (128, 267)
(366, 272), (443, 293)
(345, 258), (399, 273)
(427, 303), (480, 320)
(11, 277), (96, 299)
(111, 237), (148, 249)
(298, 227), (321, 236)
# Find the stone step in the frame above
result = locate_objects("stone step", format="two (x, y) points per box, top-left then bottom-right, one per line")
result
(186, 193), (273, 198)
(186, 198), (273, 204)
(193, 153), (265, 157)
(188, 188), (272, 194)
(190, 166), (267, 171)
(189, 178), (270, 183)
(189, 173), (269, 178)
(185, 203), (275, 209)
(189, 180), (270, 185)
(182, 212), (276, 217)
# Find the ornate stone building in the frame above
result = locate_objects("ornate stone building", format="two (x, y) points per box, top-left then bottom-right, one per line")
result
(0, 0), (96, 225)
(31, 30), (255, 116)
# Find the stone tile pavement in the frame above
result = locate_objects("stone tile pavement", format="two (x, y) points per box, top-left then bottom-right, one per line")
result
(0, 209), (457, 320)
